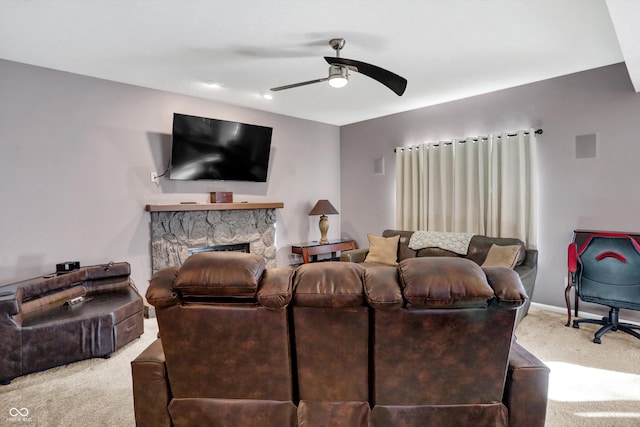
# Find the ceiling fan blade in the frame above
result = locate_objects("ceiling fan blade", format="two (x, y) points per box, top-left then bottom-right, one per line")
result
(324, 56), (407, 96)
(271, 77), (328, 92)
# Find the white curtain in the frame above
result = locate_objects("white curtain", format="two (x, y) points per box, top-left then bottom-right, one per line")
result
(395, 129), (538, 248)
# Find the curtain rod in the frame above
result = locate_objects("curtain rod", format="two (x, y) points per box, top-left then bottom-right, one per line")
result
(394, 128), (543, 152)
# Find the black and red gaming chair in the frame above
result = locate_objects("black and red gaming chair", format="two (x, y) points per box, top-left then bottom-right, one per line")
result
(567, 233), (640, 344)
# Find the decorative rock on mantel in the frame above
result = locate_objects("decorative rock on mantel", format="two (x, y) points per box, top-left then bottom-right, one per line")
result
(146, 202), (284, 274)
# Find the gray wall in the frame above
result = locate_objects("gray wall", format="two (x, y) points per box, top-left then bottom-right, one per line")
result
(0, 59), (341, 295)
(4, 58), (640, 320)
(341, 63), (640, 319)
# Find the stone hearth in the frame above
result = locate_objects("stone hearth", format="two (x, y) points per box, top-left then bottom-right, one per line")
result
(147, 203), (281, 275)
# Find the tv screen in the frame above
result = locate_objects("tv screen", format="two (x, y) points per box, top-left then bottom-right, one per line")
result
(169, 113), (273, 182)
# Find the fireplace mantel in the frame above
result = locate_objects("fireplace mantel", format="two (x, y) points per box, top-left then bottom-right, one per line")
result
(146, 202), (284, 212)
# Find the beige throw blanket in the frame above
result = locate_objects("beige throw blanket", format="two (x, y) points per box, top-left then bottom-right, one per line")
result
(408, 231), (475, 255)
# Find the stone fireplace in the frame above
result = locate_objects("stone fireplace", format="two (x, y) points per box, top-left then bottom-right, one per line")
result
(146, 202), (283, 275)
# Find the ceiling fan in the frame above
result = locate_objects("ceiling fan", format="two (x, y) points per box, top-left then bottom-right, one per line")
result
(270, 38), (407, 96)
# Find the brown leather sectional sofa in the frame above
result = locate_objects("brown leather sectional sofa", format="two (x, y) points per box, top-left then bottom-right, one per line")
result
(132, 251), (549, 427)
(0, 262), (144, 384)
(341, 230), (538, 326)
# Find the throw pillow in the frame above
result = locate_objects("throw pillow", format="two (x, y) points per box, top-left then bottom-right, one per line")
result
(481, 244), (521, 268)
(364, 234), (400, 266)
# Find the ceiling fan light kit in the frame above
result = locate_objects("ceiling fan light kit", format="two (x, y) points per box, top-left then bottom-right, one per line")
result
(271, 38), (407, 96)
(328, 65), (348, 88)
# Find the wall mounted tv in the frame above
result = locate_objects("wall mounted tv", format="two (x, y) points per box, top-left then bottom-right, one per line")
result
(169, 113), (273, 182)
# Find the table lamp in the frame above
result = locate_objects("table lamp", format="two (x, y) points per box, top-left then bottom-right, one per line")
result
(308, 199), (339, 244)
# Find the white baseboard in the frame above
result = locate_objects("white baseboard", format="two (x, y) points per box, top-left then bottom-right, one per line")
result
(531, 302), (640, 326)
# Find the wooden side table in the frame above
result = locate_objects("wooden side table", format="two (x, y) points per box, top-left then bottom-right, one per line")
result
(291, 239), (357, 264)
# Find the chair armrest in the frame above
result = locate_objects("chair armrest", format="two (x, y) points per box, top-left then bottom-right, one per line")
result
(503, 340), (549, 427)
(340, 248), (369, 263)
(131, 338), (172, 427)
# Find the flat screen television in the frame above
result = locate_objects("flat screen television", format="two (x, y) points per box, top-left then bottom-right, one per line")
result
(169, 113), (273, 182)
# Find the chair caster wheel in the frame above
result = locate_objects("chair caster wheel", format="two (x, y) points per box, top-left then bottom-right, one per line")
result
(593, 337), (601, 344)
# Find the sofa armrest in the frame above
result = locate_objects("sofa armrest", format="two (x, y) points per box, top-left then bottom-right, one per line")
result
(146, 267), (180, 308)
(0, 291), (22, 384)
(514, 249), (538, 293)
(340, 248), (369, 263)
(131, 338), (172, 427)
(482, 267), (527, 310)
(503, 340), (549, 427)
(514, 249), (538, 326)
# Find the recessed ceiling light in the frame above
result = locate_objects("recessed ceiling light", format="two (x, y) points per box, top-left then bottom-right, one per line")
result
(262, 93), (273, 100)
(205, 81), (223, 89)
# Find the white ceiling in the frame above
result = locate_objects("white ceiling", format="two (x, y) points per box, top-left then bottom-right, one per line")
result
(1, 0), (638, 126)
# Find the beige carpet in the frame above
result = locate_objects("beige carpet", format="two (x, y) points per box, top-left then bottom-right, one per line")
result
(516, 305), (640, 427)
(1, 307), (639, 426)
(0, 319), (159, 426)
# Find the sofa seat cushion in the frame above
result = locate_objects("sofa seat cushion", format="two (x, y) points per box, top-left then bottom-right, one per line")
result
(174, 252), (265, 298)
(19, 287), (143, 374)
(22, 287), (142, 326)
(294, 262), (365, 308)
(399, 258), (494, 308)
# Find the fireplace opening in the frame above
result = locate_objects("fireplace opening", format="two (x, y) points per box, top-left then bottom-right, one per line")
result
(188, 242), (251, 256)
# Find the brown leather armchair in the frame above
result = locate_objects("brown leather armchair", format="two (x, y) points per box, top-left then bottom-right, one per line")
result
(132, 252), (548, 426)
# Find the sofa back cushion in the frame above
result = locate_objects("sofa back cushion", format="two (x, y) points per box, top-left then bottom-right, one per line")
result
(382, 230), (526, 267)
(399, 258), (494, 309)
(158, 304), (293, 401)
(20, 285), (87, 315)
(174, 252), (265, 298)
(19, 269), (88, 302)
(293, 262), (365, 308)
(292, 262), (369, 402)
(415, 247), (461, 258)
(382, 230), (417, 260)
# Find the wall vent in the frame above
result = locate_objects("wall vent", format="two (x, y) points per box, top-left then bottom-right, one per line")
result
(575, 133), (597, 159)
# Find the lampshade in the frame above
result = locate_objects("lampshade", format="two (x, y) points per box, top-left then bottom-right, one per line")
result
(309, 199), (339, 216)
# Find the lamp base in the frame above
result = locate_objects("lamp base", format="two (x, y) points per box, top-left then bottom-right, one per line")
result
(318, 215), (329, 244)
